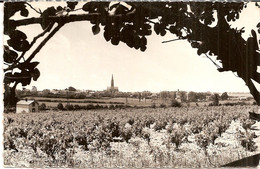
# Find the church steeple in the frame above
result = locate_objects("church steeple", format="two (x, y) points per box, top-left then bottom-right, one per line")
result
(111, 74), (114, 88)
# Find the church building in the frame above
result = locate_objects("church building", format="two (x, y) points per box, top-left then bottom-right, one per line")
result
(107, 74), (119, 94)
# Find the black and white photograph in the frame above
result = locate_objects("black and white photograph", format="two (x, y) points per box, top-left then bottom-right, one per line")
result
(2, 1), (260, 167)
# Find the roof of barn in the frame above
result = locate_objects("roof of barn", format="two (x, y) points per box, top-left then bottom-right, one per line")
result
(17, 100), (38, 105)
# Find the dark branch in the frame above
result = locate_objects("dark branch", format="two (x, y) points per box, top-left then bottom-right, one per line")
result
(4, 24), (53, 72)
(25, 23), (64, 64)
(205, 54), (222, 69)
(4, 24), (63, 72)
(17, 24), (53, 63)
(25, 2), (42, 14)
(9, 13), (129, 28)
(243, 78), (260, 105)
(162, 38), (185, 43)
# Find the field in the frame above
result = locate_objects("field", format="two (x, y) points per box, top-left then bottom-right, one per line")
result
(26, 97), (155, 108)
(4, 105), (260, 167)
(26, 96), (254, 109)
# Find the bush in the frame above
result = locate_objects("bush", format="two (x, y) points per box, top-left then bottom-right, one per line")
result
(103, 105), (108, 109)
(39, 103), (46, 110)
(151, 102), (156, 108)
(57, 103), (64, 110)
(109, 105), (115, 109)
(4, 107), (16, 113)
(160, 103), (166, 108)
(154, 121), (168, 131)
(171, 99), (181, 107)
(65, 104), (74, 110)
(240, 132), (257, 152)
(95, 104), (101, 109)
(211, 93), (219, 106)
(222, 101), (247, 106)
(74, 104), (81, 110)
(86, 104), (95, 110)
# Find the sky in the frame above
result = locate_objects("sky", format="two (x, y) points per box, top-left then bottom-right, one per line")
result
(2, 2), (260, 93)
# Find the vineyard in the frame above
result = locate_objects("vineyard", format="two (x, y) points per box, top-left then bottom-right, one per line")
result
(3, 106), (259, 167)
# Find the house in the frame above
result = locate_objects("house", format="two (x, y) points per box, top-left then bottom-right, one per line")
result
(239, 96), (248, 101)
(16, 100), (39, 113)
(149, 93), (158, 99)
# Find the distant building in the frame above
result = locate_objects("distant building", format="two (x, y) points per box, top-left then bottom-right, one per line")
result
(51, 89), (59, 94)
(239, 96), (248, 101)
(16, 99), (39, 113)
(22, 88), (30, 93)
(107, 74), (119, 94)
(150, 93), (158, 101)
(42, 89), (51, 95)
(31, 86), (37, 93)
(206, 96), (211, 101)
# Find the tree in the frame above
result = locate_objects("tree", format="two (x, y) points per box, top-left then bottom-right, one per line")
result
(221, 92), (229, 100)
(160, 91), (170, 103)
(179, 91), (187, 102)
(210, 93), (220, 106)
(57, 103), (64, 110)
(188, 91), (197, 102)
(3, 2), (260, 106)
(171, 99), (182, 107)
(68, 86), (76, 92)
(39, 103), (46, 111)
(65, 104), (74, 110)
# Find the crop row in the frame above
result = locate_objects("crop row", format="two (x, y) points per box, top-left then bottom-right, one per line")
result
(4, 106), (258, 166)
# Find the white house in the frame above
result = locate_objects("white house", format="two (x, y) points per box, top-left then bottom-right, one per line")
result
(16, 100), (39, 113)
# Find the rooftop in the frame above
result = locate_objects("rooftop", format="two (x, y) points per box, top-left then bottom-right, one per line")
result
(17, 100), (37, 105)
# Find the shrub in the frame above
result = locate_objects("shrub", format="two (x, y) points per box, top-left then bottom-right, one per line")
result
(74, 104), (81, 110)
(103, 105), (108, 109)
(65, 104), (74, 110)
(86, 104), (95, 110)
(151, 102), (156, 108)
(240, 132), (257, 152)
(154, 121), (168, 131)
(160, 103), (166, 108)
(222, 101), (247, 106)
(171, 99), (181, 107)
(95, 104), (101, 109)
(109, 105), (115, 109)
(211, 93), (219, 106)
(39, 103), (47, 111)
(57, 103), (64, 110)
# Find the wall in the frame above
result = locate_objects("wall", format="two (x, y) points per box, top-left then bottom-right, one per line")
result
(16, 105), (30, 113)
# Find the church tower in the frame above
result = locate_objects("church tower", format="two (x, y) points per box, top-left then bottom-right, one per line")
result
(111, 74), (114, 88)
(107, 74), (119, 95)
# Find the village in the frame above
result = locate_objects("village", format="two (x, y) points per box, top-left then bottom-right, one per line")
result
(14, 75), (255, 113)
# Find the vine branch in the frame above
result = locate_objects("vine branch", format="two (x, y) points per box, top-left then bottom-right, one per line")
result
(4, 23), (64, 72)
(25, 2), (42, 14)
(162, 38), (185, 43)
(15, 23), (53, 65)
(25, 23), (64, 64)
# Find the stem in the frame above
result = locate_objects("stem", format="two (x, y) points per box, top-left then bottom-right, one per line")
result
(4, 24), (54, 72)
(162, 38), (185, 43)
(25, 2), (42, 14)
(243, 77), (260, 106)
(16, 24), (53, 64)
(25, 23), (64, 64)
(9, 12), (132, 28)
(205, 54), (222, 69)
